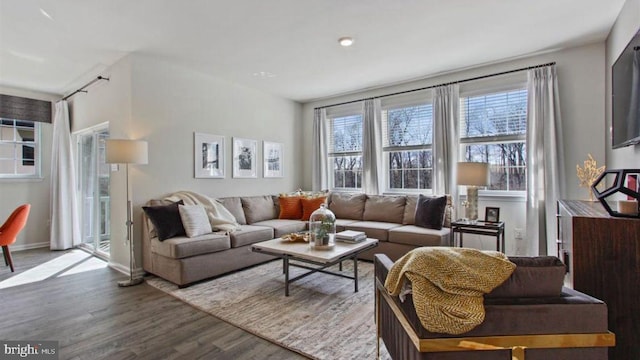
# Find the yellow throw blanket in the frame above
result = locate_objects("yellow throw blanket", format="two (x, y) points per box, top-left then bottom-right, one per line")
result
(384, 247), (515, 335)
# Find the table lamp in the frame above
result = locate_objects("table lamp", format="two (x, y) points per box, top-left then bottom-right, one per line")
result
(105, 139), (148, 287)
(457, 162), (489, 222)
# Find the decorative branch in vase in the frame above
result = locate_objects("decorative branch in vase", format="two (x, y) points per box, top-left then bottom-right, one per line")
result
(576, 154), (605, 202)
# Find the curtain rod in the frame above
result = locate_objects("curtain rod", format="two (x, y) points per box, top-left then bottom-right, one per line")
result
(314, 61), (556, 110)
(62, 76), (110, 101)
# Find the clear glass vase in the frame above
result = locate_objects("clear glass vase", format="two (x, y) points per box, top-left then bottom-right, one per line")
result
(308, 203), (336, 248)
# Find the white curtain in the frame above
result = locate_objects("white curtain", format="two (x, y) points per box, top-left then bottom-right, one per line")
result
(363, 99), (382, 194)
(433, 84), (460, 202)
(50, 100), (81, 250)
(526, 65), (564, 256)
(312, 108), (329, 191)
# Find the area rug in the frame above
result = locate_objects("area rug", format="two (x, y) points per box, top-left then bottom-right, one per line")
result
(146, 260), (390, 360)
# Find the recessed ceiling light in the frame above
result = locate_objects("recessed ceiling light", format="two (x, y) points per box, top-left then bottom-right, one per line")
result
(39, 8), (53, 20)
(339, 37), (354, 47)
(252, 71), (276, 78)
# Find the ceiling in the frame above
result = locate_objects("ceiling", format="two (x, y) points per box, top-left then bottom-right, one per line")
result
(0, 0), (627, 103)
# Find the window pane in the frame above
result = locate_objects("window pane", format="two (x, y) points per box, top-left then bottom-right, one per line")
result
(332, 155), (362, 189)
(462, 142), (526, 191)
(460, 89), (527, 139)
(330, 114), (362, 153)
(0, 119), (39, 178)
(384, 104), (433, 147)
(387, 150), (432, 190)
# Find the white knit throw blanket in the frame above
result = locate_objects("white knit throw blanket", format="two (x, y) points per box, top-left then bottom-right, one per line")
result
(165, 190), (241, 233)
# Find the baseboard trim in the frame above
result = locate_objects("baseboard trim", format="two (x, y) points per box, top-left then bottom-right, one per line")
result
(10, 242), (49, 251)
(108, 262), (144, 278)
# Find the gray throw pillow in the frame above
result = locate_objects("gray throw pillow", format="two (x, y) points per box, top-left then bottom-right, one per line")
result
(142, 200), (186, 241)
(178, 204), (213, 238)
(414, 195), (447, 230)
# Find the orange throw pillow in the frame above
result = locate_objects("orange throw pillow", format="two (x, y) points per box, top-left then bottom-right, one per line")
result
(301, 196), (328, 221)
(279, 196), (303, 219)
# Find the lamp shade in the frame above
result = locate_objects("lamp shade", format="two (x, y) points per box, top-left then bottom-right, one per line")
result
(105, 139), (148, 165)
(457, 162), (489, 186)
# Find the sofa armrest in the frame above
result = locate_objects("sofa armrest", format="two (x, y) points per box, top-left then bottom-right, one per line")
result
(374, 253), (394, 285)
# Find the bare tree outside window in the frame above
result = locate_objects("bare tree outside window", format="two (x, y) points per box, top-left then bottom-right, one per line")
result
(460, 89), (527, 191)
(383, 104), (433, 190)
(329, 114), (363, 189)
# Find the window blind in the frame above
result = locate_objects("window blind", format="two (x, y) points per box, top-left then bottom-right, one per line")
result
(382, 103), (433, 151)
(0, 94), (52, 123)
(328, 114), (363, 155)
(459, 89), (527, 139)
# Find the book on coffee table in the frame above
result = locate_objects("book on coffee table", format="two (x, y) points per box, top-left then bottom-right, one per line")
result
(335, 230), (367, 243)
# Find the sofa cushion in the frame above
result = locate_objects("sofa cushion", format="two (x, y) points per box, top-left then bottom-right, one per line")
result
(217, 197), (247, 225)
(278, 196), (303, 220)
(335, 218), (359, 232)
(403, 195), (418, 225)
(272, 195), (281, 217)
(344, 221), (403, 241)
(414, 194), (447, 230)
(363, 195), (406, 224)
(178, 204), (213, 238)
(301, 196), (328, 221)
(328, 193), (366, 220)
(242, 196), (278, 224)
(151, 232), (230, 259)
(252, 219), (307, 238)
(230, 225), (274, 247)
(388, 225), (450, 247)
(142, 200), (186, 241)
(487, 256), (566, 298)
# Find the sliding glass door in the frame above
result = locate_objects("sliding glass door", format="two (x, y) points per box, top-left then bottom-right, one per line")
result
(76, 126), (110, 258)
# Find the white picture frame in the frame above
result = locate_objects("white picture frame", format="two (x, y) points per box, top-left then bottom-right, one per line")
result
(263, 141), (284, 178)
(194, 133), (225, 178)
(233, 137), (258, 178)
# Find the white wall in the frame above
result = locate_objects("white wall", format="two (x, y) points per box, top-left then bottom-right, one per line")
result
(606, 0), (640, 169)
(70, 54), (302, 273)
(129, 54), (303, 202)
(0, 86), (59, 250)
(301, 42), (607, 256)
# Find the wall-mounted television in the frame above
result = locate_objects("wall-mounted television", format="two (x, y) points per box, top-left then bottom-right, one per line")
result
(612, 29), (640, 149)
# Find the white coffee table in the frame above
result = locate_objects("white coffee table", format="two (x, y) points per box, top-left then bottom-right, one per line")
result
(251, 238), (378, 296)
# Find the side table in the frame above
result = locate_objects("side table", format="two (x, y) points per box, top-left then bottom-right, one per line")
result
(451, 220), (505, 252)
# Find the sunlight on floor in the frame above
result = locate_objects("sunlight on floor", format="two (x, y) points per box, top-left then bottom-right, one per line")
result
(0, 249), (107, 289)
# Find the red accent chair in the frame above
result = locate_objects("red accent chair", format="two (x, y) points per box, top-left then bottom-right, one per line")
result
(0, 204), (31, 272)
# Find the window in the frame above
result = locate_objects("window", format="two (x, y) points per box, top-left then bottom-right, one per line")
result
(459, 88), (527, 191)
(0, 119), (40, 178)
(328, 113), (363, 189)
(382, 102), (434, 191)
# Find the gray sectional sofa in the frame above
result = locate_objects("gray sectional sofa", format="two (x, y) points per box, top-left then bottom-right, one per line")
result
(328, 193), (452, 261)
(141, 192), (452, 286)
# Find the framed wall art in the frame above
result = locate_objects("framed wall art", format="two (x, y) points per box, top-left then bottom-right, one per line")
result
(194, 133), (225, 178)
(263, 141), (283, 178)
(233, 137), (258, 178)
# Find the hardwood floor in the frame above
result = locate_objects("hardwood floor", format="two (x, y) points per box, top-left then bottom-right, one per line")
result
(0, 248), (308, 359)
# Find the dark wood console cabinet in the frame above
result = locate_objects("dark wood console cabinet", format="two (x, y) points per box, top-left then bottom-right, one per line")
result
(557, 200), (640, 360)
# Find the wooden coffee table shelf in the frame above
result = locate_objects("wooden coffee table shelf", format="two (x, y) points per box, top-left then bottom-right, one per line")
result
(251, 238), (378, 296)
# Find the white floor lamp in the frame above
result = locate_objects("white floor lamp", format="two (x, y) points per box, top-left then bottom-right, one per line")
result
(457, 162), (489, 222)
(105, 139), (148, 287)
